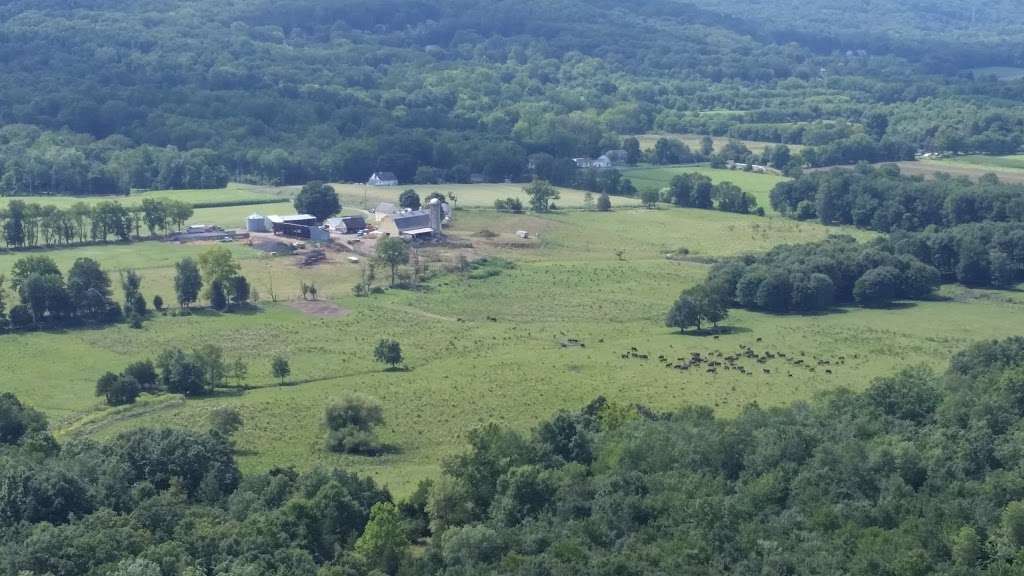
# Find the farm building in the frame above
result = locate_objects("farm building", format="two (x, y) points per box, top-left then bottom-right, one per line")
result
(325, 216), (367, 234)
(367, 172), (399, 186)
(247, 213), (269, 232)
(268, 214), (329, 241)
(394, 198), (443, 239)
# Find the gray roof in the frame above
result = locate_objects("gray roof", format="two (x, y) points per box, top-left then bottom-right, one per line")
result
(371, 172), (398, 181)
(394, 210), (431, 233)
(268, 214), (316, 224)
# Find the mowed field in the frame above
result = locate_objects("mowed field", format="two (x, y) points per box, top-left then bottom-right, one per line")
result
(633, 132), (805, 155)
(330, 182), (644, 210)
(621, 164), (789, 211)
(0, 183), (296, 210)
(875, 156), (1024, 185)
(4, 185), (1024, 496)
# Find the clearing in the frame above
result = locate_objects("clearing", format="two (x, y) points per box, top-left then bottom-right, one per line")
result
(4, 199), (1024, 496)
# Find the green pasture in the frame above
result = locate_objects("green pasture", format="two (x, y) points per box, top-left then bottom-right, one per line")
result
(633, 133), (805, 155)
(621, 164), (789, 211)
(0, 183), (295, 210)
(4, 203), (1024, 496)
(331, 182), (643, 211)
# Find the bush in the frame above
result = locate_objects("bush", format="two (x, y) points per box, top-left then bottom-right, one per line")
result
(854, 266), (900, 307)
(325, 395), (385, 454)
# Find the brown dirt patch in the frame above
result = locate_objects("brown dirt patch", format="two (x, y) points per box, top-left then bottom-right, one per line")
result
(285, 300), (352, 318)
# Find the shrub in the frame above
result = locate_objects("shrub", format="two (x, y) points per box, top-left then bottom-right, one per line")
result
(325, 395), (385, 454)
(854, 266), (900, 307)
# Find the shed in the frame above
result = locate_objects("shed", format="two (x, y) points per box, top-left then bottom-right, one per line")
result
(340, 216), (367, 234)
(247, 213), (269, 233)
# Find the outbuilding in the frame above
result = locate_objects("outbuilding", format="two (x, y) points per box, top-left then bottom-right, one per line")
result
(247, 213), (269, 233)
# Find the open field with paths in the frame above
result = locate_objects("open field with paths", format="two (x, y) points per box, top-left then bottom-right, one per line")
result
(4, 200), (1024, 495)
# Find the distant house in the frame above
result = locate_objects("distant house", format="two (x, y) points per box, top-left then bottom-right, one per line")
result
(469, 173), (486, 184)
(573, 156), (613, 170)
(368, 172), (399, 186)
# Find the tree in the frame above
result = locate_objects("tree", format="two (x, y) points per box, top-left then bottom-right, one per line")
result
(271, 355), (290, 384)
(226, 275), (250, 306)
(209, 279), (228, 311)
(67, 257), (113, 322)
(123, 360), (159, 392)
(156, 348), (208, 397)
(96, 372), (140, 406)
(755, 273), (791, 312)
(325, 394), (386, 454)
(0, 392), (48, 445)
(375, 338), (404, 369)
(640, 188), (659, 209)
(523, 179), (559, 213)
(355, 501), (408, 574)
(152, 295), (164, 311)
(399, 189), (421, 210)
(0, 274), (7, 329)
(376, 237), (410, 287)
(956, 241), (990, 286)
(294, 181), (341, 222)
(120, 269), (143, 313)
(209, 407), (243, 437)
(597, 192), (612, 211)
(666, 293), (701, 332)
(229, 357), (248, 385)
(11, 255), (60, 292)
(198, 247), (240, 294)
(623, 136), (642, 165)
(174, 258), (202, 308)
(854, 266), (900, 307)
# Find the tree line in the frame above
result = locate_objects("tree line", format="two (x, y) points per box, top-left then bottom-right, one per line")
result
(0, 197), (195, 249)
(771, 164), (1024, 232)
(668, 235), (944, 324)
(0, 247), (253, 333)
(8, 337), (1024, 574)
(0, 0), (1020, 195)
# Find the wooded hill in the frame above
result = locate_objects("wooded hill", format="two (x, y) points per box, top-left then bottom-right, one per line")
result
(0, 0), (1022, 194)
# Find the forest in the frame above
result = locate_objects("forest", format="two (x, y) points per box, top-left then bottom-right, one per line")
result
(0, 0), (1022, 194)
(6, 338), (1024, 575)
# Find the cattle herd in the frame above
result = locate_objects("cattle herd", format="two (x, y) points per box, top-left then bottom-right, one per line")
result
(622, 341), (855, 378)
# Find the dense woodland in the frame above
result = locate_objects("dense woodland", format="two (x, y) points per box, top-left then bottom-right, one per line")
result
(771, 165), (1024, 231)
(7, 339), (1024, 574)
(0, 0), (1023, 194)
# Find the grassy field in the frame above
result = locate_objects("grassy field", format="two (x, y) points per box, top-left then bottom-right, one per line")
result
(5, 199), (1024, 496)
(971, 66), (1024, 81)
(0, 183), (295, 210)
(879, 158), (1024, 185)
(331, 182), (643, 211)
(621, 164), (789, 211)
(633, 133), (805, 155)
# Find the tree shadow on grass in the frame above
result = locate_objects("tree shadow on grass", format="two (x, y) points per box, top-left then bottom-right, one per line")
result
(673, 325), (752, 337)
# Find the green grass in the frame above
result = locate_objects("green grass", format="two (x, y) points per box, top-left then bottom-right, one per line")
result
(331, 182), (643, 211)
(0, 183), (296, 210)
(7, 203), (1024, 497)
(621, 164), (789, 212)
(633, 133), (805, 155)
(934, 155), (1024, 171)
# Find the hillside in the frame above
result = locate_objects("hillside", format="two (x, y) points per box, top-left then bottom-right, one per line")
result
(0, 0), (1021, 194)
